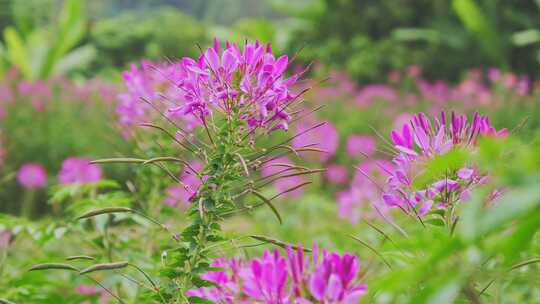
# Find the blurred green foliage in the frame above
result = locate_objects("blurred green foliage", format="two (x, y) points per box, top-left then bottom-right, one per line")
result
(285, 0), (540, 82)
(0, 0), (95, 80)
(89, 7), (207, 72)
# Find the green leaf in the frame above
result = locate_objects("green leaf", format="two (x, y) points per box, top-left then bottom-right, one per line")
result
(53, 44), (96, 75)
(479, 184), (540, 234)
(424, 218), (445, 227)
(452, 0), (505, 64)
(3, 27), (29, 78)
(413, 148), (468, 189)
(512, 29), (540, 46)
(392, 28), (441, 43)
(426, 280), (461, 304)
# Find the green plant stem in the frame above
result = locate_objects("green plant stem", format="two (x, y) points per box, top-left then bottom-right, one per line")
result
(20, 190), (35, 218)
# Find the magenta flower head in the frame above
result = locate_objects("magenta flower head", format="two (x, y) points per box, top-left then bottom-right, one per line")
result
(58, 157), (102, 185)
(241, 250), (289, 303)
(382, 112), (507, 217)
(166, 38), (301, 133)
(188, 245), (367, 303)
(17, 163), (47, 189)
(187, 258), (242, 302)
(309, 250), (367, 303)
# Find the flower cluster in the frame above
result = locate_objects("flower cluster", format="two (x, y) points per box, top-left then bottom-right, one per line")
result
(58, 157), (103, 185)
(167, 39), (300, 133)
(163, 160), (203, 208)
(16, 163), (47, 189)
(16, 157), (103, 190)
(382, 112), (507, 216)
(188, 245), (366, 303)
(338, 160), (393, 223)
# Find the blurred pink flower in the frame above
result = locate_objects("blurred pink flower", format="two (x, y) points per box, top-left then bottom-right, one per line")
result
(355, 84), (397, 106)
(75, 285), (100, 295)
(392, 112), (414, 130)
(292, 120), (338, 162)
(488, 68), (501, 82)
(346, 134), (376, 157)
(116, 62), (155, 127)
(337, 160), (393, 224)
(0, 230), (12, 249)
(17, 80), (52, 112)
(75, 285), (109, 304)
(406, 65), (422, 78)
(261, 156), (305, 198)
(417, 79), (450, 105)
(0, 85), (13, 119)
(325, 164), (348, 185)
(163, 161), (203, 207)
(502, 72), (518, 89)
(58, 157), (102, 184)
(17, 163), (47, 189)
(387, 70), (400, 83)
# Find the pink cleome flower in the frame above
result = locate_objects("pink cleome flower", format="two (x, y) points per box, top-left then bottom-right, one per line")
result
(261, 156), (305, 198)
(17, 163), (47, 189)
(382, 112), (507, 216)
(292, 119), (338, 162)
(58, 157), (103, 185)
(163, 161), (204, 208)
(345, 134), (376, 158)
(188, 244), (366, 303)
(166, 38), (302, 133)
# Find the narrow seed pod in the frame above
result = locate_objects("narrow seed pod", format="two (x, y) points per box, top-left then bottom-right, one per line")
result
(90, 158), (146, 164)
(76, 207), (132, 220)
(250, 190), (282, 224)
(66, 255), (96, 261)
(79, 261), (129, 275)
(28, 263), (78, 272)
(0, 298), (17, 304)
(250, 235), (311, 252)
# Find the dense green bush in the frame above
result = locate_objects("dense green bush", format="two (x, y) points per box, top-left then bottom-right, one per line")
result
(89, 7), (207, 72)
(285, 0), (540, 82)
